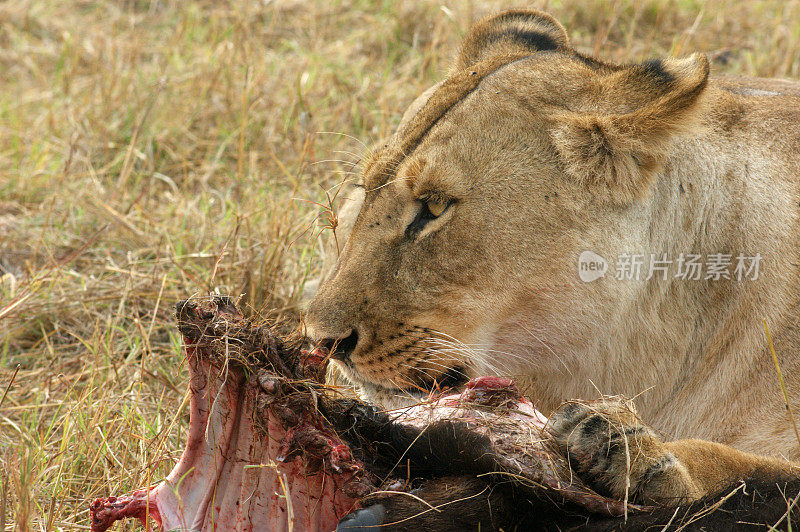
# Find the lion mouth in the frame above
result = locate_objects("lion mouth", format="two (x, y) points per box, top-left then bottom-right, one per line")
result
(427, 366), (469, 393)
(333, 359), (470, 406)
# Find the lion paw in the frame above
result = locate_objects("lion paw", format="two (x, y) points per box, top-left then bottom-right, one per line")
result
(548, 398), (701, 504)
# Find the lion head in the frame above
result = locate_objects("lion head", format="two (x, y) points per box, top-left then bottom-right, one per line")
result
(305, 10), (711, 408)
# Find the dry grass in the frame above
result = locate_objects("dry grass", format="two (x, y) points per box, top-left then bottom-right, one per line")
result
(1, 0), (799, 529)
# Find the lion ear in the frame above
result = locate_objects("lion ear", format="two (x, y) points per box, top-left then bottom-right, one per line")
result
(551, 53), (710, 204)
(454, 10), (569, 70)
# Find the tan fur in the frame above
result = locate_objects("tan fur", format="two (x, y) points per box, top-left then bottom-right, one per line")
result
(305, 10), (800, 500)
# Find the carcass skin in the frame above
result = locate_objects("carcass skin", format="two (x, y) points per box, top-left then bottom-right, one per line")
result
(92, 344), (366, 531)
(90, 302), (369, 532)
(89, 297), (639, 531)
(390, 377), (639, 517)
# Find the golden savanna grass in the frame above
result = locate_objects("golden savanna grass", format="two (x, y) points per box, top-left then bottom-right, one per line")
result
(1, 0), (799, 529)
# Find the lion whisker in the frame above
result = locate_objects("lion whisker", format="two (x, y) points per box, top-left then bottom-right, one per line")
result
(310, 159), (359, 167)
(313, 130), (370, 152)
(331, 149), (362, 161)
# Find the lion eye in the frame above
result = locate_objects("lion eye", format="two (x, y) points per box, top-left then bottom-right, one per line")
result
(405, 197), (452, 238)
(425, 198), (448, 217)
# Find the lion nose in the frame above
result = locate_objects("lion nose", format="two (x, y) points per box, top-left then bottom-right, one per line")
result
(310, 328), (360, 363)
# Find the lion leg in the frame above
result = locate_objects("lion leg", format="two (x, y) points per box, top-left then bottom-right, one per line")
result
(548, 398), (799, 505)
(661, 438), (798, 495)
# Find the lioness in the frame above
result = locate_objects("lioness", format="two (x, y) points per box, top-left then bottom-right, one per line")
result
(305, 9), (800, 528)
